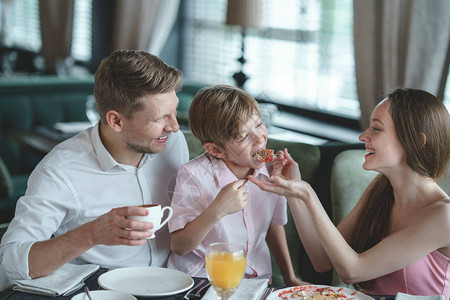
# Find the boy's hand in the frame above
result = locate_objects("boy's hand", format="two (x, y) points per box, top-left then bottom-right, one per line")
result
(208, 180), (249, 218)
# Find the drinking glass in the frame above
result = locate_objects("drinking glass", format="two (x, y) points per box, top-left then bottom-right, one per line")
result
(205, 242), (246, 300)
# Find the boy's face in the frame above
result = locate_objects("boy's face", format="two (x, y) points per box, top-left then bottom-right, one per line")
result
(220, 114), (268, 178)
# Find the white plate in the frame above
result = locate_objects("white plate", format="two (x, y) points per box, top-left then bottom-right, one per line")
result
(98, 266), (194, 297)
(71, 290), (137, 300)
(266, 285), (374, 300)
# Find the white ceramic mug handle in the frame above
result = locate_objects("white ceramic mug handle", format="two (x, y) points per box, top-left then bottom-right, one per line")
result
(159, 206), (173, 229)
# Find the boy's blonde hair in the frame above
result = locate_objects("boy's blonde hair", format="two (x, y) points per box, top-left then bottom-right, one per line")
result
(188, 85), (261, 148)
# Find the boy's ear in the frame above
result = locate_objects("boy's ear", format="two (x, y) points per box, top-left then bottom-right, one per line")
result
(204, 142), (225, 159)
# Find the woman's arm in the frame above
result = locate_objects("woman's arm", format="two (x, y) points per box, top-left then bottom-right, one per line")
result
(265, 222), (308, 286)
(250, 149), (450, 284)
(249, 149), (333, 272)
(286, 180), (450, 284)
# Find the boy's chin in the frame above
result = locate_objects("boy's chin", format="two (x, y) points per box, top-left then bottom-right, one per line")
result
(251, 159), (267, 168)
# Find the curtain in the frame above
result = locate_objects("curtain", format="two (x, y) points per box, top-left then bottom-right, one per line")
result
(113, 0), (180, 55)
(353, 0), (450, 129)
(39, 0), (74, 74)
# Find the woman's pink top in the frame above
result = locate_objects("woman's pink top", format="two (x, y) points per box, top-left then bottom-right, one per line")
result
(363, 250), (450, 298)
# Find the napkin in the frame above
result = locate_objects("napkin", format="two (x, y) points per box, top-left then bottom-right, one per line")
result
(395, 292), (445, 300)
(202, 278), (269, 300)
(13, 263), (99, 296)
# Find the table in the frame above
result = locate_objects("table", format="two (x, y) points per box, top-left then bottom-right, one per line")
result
(0, 267), (395, 300)
(0, 268), (209, 300)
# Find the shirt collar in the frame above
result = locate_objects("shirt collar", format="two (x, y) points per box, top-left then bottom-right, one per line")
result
(207, 153), (271, 188)
(91, 123), (156, 172)
(91, 123), (121, 171)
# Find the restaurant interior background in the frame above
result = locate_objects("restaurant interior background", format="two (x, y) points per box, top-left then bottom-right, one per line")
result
(1, 0), (449, 143)
(0, 0), (449, 285)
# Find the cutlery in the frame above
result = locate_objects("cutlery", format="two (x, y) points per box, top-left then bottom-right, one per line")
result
(84, 286), (93, 300)
(184, 279), (206, 299)
(238, 179), (248, 189)
(193, 282), (211, 298)
(260, 287), (274, 300)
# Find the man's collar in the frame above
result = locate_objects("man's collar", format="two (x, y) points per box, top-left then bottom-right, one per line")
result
(92, 123), (152, 171)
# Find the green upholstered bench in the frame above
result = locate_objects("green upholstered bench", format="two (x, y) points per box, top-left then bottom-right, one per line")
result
(0, 76), (96, 222)
(0, 77), (204, 223)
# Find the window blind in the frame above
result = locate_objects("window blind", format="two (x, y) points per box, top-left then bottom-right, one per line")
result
(181, 0), (359, 118)
(0, 0), (92, 63)
(72, 0), (92, 62)
(0, 0), (41, 51)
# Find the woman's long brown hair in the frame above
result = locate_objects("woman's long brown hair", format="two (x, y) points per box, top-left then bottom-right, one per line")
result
(349, 88), (450, 289)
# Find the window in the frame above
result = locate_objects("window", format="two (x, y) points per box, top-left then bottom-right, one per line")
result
(444, 70), (450, 111)
(0, 0), (92, 62)
(181, 0), (359, 119)
(72, 0), (92, 62)
(0, 0), (41, 51)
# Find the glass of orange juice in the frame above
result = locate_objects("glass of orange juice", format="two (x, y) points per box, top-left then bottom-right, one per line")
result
(205, 242), (246, 299)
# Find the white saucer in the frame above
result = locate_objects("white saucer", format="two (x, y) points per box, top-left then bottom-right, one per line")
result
(98, 266), (194, 297)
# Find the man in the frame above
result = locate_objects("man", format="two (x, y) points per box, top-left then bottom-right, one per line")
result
(0, 50), (189, 290)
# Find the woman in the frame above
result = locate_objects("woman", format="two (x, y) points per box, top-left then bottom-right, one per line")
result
(249, 88), (450, 297)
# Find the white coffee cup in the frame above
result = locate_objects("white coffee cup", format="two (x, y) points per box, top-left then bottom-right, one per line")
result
(128, 204), (173, 239)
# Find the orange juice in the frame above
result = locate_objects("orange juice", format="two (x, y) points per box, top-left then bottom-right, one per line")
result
(206, 251), (246, 290)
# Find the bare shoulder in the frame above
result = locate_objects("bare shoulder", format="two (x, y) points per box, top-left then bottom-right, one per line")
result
(429, 198), (450, 242)
(416, 197), (450, 238)
(436, 197), (450, 216)
(435, 198), (450, 256)
(429, 197), (450, 222)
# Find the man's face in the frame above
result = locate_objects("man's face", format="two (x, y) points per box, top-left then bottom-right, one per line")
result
(121, 91), (180, 154)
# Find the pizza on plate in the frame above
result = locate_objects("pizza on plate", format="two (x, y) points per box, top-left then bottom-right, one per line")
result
(275, 285), (358, 300)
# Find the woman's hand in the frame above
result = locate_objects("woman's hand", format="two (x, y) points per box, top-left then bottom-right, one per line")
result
(249, 148), (310, 198)
(272, 148), (301, 180)
(248, 173), (309, 199)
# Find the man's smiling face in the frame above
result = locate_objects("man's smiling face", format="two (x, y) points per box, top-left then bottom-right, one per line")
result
(121, 91), (180, 154)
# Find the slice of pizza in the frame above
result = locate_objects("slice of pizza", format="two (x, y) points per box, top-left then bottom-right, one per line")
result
(253, 148), (274, 163)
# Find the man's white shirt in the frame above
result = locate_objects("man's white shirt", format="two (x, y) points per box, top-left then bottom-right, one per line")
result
(0, 123), (188, 290)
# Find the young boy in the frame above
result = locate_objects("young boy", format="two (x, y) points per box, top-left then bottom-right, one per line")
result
(168, 85), (304, 285)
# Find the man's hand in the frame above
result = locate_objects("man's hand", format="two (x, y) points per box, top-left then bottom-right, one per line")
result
(29, 205), (154, 279)
(87, 206), (155, 246)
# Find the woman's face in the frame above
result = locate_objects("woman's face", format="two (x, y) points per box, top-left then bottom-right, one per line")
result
(358, 99), (406, 174)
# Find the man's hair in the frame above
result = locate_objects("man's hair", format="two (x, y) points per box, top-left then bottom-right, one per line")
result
(93, 50), (183, 122)
(188, 85), (260, 148)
